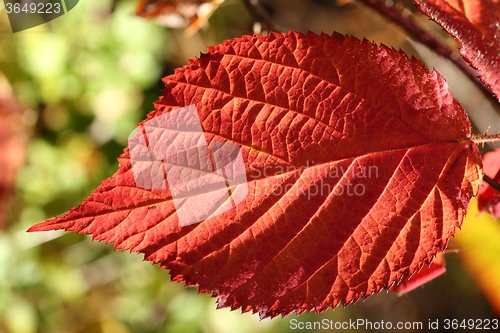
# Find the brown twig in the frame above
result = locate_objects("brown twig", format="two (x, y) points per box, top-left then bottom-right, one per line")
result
(241, 0), (279, 33)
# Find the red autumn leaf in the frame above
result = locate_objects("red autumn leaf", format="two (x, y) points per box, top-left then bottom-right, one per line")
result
(28, 31), (482, 318)
(477, 148), (500, 217)
(414, 0), (500, 100)
(0, 80), (25, 229)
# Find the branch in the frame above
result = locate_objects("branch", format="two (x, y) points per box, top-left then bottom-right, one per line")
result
(241, 0), (279, 33)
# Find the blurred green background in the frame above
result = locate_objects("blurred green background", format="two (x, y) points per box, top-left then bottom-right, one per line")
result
(1, 0), (500, 332)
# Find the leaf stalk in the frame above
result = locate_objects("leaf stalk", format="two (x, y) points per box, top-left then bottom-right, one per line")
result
(471, 133), (500, 144)
(483, 174), (500, 193)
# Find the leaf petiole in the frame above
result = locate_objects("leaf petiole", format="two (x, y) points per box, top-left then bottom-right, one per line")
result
(483, 174), (500, 193)
(471, 133), (500, 144)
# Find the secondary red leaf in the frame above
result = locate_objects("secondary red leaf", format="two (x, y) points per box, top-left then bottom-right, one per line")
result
(0, 80), (25, 229)
(414, 0), (500, 100)
(477, 148), (500, 217)
(28, 32), (482, 318)
(391, 252), (446, 294)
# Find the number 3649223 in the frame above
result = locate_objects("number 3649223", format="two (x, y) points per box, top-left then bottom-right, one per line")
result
(443, 319), (499, 330)
(5, 1), (62, 14)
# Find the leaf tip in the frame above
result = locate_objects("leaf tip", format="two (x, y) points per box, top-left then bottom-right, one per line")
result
(26, 218), (58, 233)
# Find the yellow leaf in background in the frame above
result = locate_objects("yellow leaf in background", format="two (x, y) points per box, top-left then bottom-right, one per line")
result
(455, 198), (500, 314)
